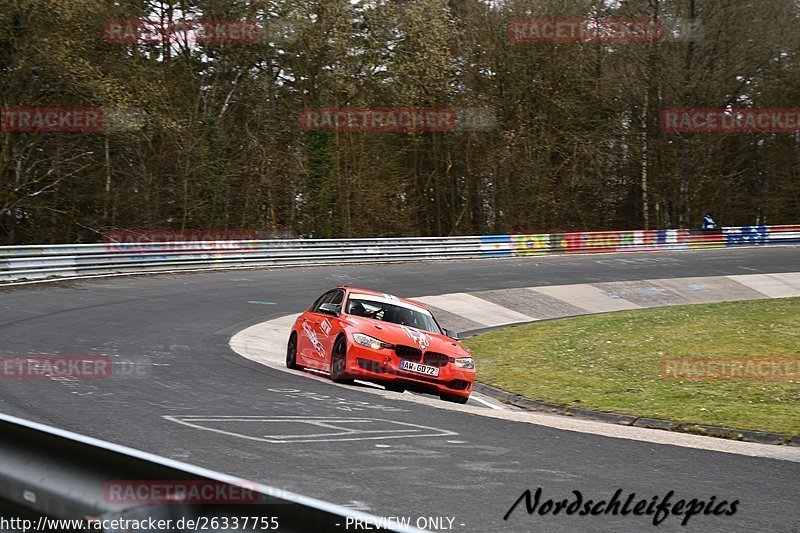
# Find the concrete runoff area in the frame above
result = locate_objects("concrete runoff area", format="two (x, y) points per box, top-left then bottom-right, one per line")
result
(412, 293), (534, 327)
(528, 284), (643, 313)
(726, 273), (800, 298)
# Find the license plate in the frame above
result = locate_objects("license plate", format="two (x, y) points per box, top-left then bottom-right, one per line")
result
(399, 360), (439, 377)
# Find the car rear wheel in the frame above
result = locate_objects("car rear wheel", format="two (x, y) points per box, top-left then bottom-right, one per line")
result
(330, 336), (354, 384)
(441, 393), (468, 404)
(286, 332), (299, 369)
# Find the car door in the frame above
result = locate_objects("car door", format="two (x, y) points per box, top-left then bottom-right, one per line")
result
(296, 291), (326, 362)
(298, 289), (344, 369)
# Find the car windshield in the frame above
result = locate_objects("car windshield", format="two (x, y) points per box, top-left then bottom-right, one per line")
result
(345, 295), (441, 334)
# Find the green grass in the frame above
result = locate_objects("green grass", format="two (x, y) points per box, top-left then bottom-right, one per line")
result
(464, 298), (800, 436)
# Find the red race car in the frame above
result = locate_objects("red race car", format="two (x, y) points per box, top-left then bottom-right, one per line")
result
(286, 287), (475, 403)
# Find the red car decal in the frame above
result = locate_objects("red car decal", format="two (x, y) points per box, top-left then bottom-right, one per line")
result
(400, 325), (431, 350)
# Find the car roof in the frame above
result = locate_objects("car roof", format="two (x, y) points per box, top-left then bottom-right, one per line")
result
(337, 286), (430, 313)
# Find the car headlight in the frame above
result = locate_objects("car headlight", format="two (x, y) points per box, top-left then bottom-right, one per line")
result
(353, 333), (393, 350)
(454, 357), (475, 369)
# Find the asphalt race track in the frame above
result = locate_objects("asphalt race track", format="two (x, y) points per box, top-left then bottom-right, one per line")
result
(1, 247), (799, 532)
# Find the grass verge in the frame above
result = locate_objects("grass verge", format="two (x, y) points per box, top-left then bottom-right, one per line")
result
(464, 298), (800, 435)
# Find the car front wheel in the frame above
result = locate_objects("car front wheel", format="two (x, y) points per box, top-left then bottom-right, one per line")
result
(330, 336), (354, 384)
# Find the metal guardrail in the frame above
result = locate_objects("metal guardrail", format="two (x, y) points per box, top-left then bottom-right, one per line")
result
(0, 225), (798, 282)
(0, 413), (422, 532)
(479, 225), (800, 256)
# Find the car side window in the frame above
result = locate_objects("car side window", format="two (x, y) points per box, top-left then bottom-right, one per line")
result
(309, 292), (327, 312)
(312, 289), (344, 313)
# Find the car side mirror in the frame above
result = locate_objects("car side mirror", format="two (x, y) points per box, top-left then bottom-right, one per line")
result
(318, 302), (341, 316)
(444, 329), (459, 341)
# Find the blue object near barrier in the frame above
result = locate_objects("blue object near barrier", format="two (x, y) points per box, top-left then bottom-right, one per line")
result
(726, 226), (769, 246)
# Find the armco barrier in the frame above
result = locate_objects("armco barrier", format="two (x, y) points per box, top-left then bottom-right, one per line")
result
(0, 225), (798, 282)
(484, 225), (800, 256)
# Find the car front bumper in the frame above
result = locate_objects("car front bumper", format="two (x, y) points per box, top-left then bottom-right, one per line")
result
(346, 344), (475, 398)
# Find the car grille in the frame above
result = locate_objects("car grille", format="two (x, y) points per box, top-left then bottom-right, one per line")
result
(394, 345), (422, 361)
(423, 352), (450, 367)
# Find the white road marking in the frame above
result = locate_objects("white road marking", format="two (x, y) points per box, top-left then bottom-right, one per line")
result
(164, 415), (458, 444)
(469, 396), (505, 410)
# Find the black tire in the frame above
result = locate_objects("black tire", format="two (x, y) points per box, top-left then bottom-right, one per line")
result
(441, 393), (469, 404)
(330, 336), (354, 384)
(384, 383), (405, 394)
(286, 332), (300, 369)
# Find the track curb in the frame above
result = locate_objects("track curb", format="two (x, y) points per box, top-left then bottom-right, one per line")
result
(471, 382), (799, 447)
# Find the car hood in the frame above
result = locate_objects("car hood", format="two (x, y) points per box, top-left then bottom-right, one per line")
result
(344, 316), (470, 357)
